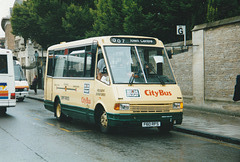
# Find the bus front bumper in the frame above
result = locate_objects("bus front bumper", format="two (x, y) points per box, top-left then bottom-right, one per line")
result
(15, 91), (28, 99)
(107, 112), (183, 127)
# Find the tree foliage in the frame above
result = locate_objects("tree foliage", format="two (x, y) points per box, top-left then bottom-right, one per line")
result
(62, 4), (93, 40)
(87, 0), (125, 37)
(11, 1), (38, 41)
(11, 0), (68, 48)
(11, 0), (240, 49)
(123, 0), (156, 36)
(33, 0), (68, 48)
(207, 0), (240, 22)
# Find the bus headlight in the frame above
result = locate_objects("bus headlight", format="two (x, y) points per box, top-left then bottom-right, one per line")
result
(114, 103), (130, 110)
(173, 102), (183, 109)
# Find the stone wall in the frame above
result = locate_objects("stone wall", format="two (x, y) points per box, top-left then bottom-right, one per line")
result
(167, 42), (193, 101)
(171, 49), (193, 98)
(167, 16), (240, 115)
(204, 22), (240, 101)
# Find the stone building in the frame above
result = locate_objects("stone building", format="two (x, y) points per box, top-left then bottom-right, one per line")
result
(1, 17), (15, 50)
(1, 1), (46, 88)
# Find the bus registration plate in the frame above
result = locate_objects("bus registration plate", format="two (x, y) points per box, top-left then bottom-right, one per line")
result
(142, 121), (161, 127)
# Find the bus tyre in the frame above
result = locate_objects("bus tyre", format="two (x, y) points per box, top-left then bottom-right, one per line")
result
(98, 110), (111, 133)
(0, 108), (7, 115)
(55, 100), (65, 121)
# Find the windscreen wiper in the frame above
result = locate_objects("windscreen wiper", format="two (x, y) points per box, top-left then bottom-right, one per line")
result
(129, 74), (135, 85)
(156, 75), (165, 85)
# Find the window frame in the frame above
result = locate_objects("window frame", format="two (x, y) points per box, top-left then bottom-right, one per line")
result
(48, 45), (96, 79)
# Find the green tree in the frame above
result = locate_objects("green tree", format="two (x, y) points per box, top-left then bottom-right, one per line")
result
(88, 0), (125, 37)
(190, 0), (208, 27)
(11, 1), (39, 43)
(207, 0), (218, 22)
(131, 0), (206, 43)
(61, 0), (95, 8)
(11, 0), (240, 47)
(62, 4), (94, 41)
(207, 0), (240, 22)
(31, 0), (68, 48)
(11, 0), (68, 49)
(123, 0), (156, 36)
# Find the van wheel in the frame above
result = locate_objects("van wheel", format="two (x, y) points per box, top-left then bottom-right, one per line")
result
(0, 108), (7, 115)
(98, 109), (111, 133)
(55, 100), (65, 121)
(17, 97), (24, 102)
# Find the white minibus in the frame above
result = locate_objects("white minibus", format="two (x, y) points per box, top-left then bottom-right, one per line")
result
(14, 60), (29, 101)
(0, 49), (16, 114)
(44, 36), (183, 133)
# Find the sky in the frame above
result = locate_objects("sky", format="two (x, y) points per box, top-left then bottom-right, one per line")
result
(0, 0), (15, 37)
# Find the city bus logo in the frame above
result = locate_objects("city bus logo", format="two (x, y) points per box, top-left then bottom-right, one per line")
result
(81, 97), (91, 104)
(144, 90), (172, 97)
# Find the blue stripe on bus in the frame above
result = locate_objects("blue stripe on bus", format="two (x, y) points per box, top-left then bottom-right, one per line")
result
(0, 96), (8, 99)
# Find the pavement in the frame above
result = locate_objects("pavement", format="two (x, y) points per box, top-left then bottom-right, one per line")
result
(28, 89), (240, 145)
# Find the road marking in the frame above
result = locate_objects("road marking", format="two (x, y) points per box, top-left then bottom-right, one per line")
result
(28, 115), (92, 133)
(59, 128), (71, 132)
(46, 122), (55, 127)
(72, 130), (92, 133)
(45, 122), (91, 133)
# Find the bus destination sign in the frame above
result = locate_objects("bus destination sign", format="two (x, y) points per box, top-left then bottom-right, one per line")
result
(110, 37), (156, 45)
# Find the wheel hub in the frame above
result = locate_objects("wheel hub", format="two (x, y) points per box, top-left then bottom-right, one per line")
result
(100, 112), (108, 128)
(56, 103), (61, 118)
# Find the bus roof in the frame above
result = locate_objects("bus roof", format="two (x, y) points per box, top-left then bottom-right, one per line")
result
(0, 48), (12, 54)
(47, 35), (164, 51)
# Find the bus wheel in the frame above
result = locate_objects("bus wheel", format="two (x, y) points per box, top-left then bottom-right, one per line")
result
(0, 107), (7, 115)
(55, 100), (65, 121)
(98, 110), (110, 133)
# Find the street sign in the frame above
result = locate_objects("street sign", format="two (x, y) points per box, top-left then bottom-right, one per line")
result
(177, 25), (186, 35)
(176, 25), (186, 47)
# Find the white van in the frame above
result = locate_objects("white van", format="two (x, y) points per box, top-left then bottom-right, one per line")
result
(0, 49), (16, 114)
(14, 60), (29, 101)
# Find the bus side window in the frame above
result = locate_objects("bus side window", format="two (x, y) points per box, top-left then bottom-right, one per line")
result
(47, 50), (55, 76)
(53, 45), (96, 78)
(47, 57), (54, 76)
(0, 55), (8, 74)
(96, 48), (109, 84)
(54, 56), (67, 77)
(67, 54), (84, 77)
(85, 53), (92, 77)
(84, 45), (95, 77)
(67, 45), (95, 78)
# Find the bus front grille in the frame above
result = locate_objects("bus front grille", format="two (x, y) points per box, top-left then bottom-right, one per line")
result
(130, 104), (172, 113)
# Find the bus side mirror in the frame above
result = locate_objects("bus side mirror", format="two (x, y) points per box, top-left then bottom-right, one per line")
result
(91, 40), (98, 55)
(167, 51), (172, 59)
